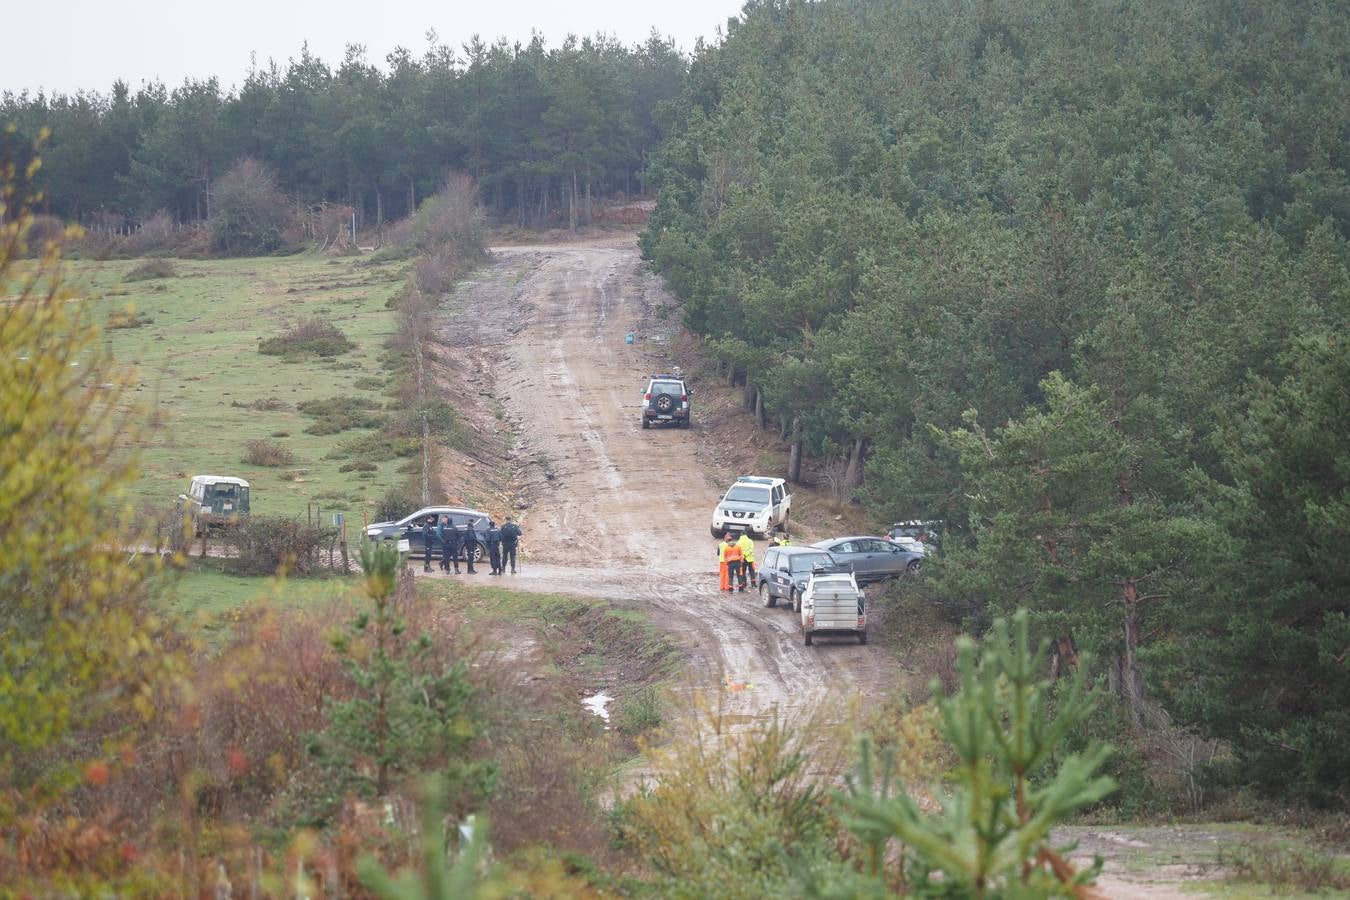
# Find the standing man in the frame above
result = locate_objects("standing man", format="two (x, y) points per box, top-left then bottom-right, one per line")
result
(718, 532), (743, 593)
(422, 513), (438, 573)
(484, 520), (504, 575)
(445, 518), (467, 574)
(435, 516), (449, 571)
(461, 518), (480, 575)
(737, 532), (756, 588)
(500, 516), (522, 574)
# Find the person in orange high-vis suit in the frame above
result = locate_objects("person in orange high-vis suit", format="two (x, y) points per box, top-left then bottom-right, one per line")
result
(717, 532), (744, 593)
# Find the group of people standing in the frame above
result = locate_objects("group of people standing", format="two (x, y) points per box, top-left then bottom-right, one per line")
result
(717, 531), (757, 592)
(716, 528), (791, 592)
(422, 514), (523, 576)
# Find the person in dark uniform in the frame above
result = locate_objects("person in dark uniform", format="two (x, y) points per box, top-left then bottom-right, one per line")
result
(422, 513), (438, 573)
(500, 516), (522, 574)
(442, 516), (464, 574)
(484, 520), (503, 575)
(461, 519), (480, 574)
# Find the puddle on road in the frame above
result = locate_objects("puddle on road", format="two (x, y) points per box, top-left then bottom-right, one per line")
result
(582, 691), (613, 724)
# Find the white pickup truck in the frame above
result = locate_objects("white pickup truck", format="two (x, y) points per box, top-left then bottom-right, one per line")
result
(801, 569), (867, 646)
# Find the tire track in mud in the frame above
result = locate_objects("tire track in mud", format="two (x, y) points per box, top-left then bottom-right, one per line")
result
(437, 237), (907, 722)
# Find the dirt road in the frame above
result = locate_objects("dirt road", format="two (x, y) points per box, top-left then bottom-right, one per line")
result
(439, 236), (906, 720)
(436, 237), (1262, 898)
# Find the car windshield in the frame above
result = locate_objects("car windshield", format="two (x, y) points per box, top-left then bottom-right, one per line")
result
(652, 381), (682, 395)
(724, 486), (770, 504)
(790, 553), (832, 573)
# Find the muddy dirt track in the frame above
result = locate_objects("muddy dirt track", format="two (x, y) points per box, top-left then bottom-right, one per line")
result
(436, 237), (1255, 898)
(438, 236), (907, 720)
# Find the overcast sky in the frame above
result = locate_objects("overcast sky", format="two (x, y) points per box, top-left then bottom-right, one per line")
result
(3, 0), (746, 96)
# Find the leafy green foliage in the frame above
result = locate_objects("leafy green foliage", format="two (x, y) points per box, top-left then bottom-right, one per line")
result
(1157, 335), (1350, 807)
(3, 35), (688, 230)
(837, 613), (1115, 898)
(644, 0), (1349, 802)
(308, 542), (495, 818)
(0, 132), (179, 816)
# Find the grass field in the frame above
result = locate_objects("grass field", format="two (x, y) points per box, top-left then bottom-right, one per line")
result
(56, 254), (410, 522)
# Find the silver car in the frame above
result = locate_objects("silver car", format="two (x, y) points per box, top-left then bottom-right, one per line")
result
(810, 536), (922, 584)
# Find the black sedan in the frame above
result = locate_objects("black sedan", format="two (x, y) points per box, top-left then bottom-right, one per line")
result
(810, 536), (923, 584)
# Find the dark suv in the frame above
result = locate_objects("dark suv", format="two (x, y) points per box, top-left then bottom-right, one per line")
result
(640, 373), (692, 429)
(757, 545), (839, 613)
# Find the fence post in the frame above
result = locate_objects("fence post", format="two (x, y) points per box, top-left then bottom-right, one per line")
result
(339, 517), (349, 574)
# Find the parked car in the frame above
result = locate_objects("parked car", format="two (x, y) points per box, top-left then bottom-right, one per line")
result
(810, 536), (922, 584)
(178, 475), (250, 534)
(710, 475), (792, 539)
(886, 519), (944, 548)
(364, 506), (491, 562)
(757, 545), (838, 612)
(801, 567), (867, 646)
(640, 373), (692, 429)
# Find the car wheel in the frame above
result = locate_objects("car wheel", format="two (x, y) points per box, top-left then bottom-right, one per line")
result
(858, 631), (867, 645)
(906, 560), (921, 574)
(804, 630), (813, 646)
(760, 582), (775, 608)
(791, 589), (801, 614)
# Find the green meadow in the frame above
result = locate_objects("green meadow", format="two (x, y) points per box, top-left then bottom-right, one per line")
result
(60, 254), (410, 523)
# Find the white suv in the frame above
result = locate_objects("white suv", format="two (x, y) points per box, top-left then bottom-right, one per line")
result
(710, 475), (791, 539)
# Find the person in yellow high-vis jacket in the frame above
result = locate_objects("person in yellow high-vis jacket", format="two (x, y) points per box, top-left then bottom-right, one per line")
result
(736, 532), (756, 590)
(717, 532), (743, 593)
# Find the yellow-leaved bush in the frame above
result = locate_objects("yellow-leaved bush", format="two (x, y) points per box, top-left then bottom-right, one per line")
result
(0, 127), (180, 818)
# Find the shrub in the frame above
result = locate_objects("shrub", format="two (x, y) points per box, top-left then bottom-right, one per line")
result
(615, 687), (663, 736)
(309, 544), (496, 811)
(617, 703), (854, 895)
(406, 173), (485, 257)
(374, 486), (419, 524)
(1220, 845), (1350, 893)
(338, 461), (377, 473)
(242, 438), (294, 467)
(325, 431), (418, 463)
(220, 515), (336, 576)
(210, 158), (296, 256)
(123, 258), (175, 281)
(296, 396), (385, 435)
(353, 376), (385, 391)
(106, 308), (153, 329)
(838, 612), (1115, 896)
(230, 396), (290, 411)
(0, 135), (179, 861)
(258, 318), (355, 358)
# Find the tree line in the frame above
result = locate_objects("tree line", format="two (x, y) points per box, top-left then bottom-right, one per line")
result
(643, 0), (1349, 806)
(1, 31), (687, 230)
